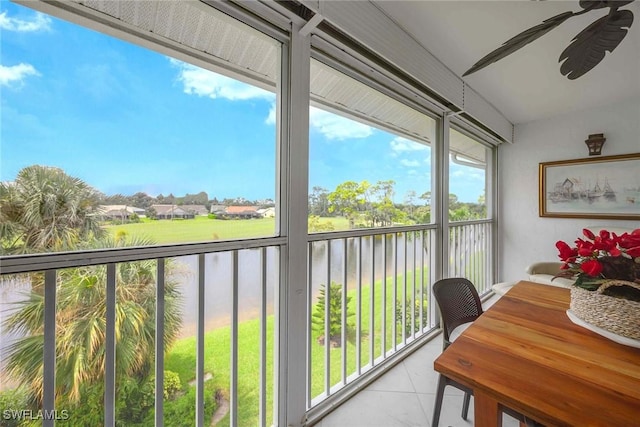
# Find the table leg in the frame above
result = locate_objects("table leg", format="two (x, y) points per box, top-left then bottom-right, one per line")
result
(474, 390), (502, 427)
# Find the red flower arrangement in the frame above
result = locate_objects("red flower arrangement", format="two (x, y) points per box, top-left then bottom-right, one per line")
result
(555, 228), (640, 290)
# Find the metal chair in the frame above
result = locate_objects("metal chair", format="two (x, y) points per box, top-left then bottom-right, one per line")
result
(431, 277), (543, 427)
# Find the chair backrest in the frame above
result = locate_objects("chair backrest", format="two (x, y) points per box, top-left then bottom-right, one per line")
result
(433, 278), (483, 349)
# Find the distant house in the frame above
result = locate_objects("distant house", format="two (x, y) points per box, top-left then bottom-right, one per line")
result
(257, 207), (276, 218)
(181, 204), (209, 216)
(98, 205), (145, 221)
(224, 205), (261, 219)
(151, 204), (195, 220)
(210, 205), (227, 215)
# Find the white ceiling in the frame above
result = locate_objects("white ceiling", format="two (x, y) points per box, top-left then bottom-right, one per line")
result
(376, 1), (640, 125)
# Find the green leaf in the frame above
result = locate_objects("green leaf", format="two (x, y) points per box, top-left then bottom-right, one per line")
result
(574, 275), (604, 291)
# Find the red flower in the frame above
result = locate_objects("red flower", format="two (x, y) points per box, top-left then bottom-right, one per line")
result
(609, 247), (622, 257)
(576, 239), (594, 256)
(556, 241), (577, 261)
(619, 230), (640, 250)
(580, 259), (603, 277)
(554, 228), (639, 287)
(583, 228), (596, 240)
(627, 247), (640, 257)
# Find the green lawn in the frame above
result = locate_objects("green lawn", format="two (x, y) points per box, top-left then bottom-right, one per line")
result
(164, 268), (429, 426)
(103, 216), (350, 244)
(104, 216), (487, 425)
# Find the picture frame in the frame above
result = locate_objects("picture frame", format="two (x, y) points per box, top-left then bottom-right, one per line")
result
(539, 153), (640, 220)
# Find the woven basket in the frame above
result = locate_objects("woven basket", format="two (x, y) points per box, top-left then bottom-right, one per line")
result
(570, 280), (640, 341)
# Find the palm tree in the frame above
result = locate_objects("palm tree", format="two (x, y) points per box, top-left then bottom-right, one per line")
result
(2, 235), (183, 405)
(0, 165), (105, 254)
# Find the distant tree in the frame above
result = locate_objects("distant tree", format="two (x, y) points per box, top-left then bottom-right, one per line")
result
(181, 191), (208, 205)
(327, 181), (369, 229)
(449, 206), (473, 221)
(0, 165), (105, 254)
(419, 191), (431, 206)
(449, 193), (460, 208)
(130, 192), (156, 209)
(414, 206), (431, 224)
(368, 180), (396, 227)
(101, 193), (128, 205)
(309, 186), (330, 216)
(146, 206), (158, 220)
(404, 190), (416, 218)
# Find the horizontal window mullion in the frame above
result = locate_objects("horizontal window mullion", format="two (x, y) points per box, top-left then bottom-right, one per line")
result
(0, 237), (287, 275)
(308, 224), (437, 242)
(448, 218), (492, 226)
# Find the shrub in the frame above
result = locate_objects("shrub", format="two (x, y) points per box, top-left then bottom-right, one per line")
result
(138, 370), (182, 409)
(308, 215), (335, 232)
(53, 370), (185, 426)
(0, 386), (31, 427)
(395, 297), (428, 337)
(312, 282), (354, 343)
(143, 381), (218, 427)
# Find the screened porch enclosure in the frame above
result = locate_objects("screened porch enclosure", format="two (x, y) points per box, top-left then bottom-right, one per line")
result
(0, 222), (493, 426)
(0, 1), (503, 426)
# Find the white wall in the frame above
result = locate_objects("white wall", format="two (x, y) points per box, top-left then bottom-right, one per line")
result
(498, 96), (640, 283)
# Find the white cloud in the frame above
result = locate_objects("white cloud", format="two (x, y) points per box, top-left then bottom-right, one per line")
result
(0, 11), (51, 32)
(309, 107), (373, 140)
(265, 103), (276, 125)
(171, 59), (274, 101)
(390, 136), (427, 153)
(400, 159), (420, 167)
(451, 167), (485, 182)
(0, 63), (39, 87)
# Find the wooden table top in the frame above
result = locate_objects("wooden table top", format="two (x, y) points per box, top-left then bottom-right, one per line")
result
(434, 281), (640, 427)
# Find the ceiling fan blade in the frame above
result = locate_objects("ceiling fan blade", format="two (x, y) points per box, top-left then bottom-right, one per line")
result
(463, 12), (574, 77)
(559, 9), (634, 79)
(579, 0), (635, 10)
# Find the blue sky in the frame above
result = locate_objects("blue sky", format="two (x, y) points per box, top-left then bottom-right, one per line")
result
(1, 3), (485, 203)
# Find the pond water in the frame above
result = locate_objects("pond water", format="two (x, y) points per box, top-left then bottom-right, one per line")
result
(173, 233), (426, 337)
(0, 232), (429, 388)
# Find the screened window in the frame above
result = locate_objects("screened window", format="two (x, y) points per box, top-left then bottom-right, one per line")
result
(308, 59), (436, 232)
(448, 128), (490, 221)
(0, 3), (282, 427)
(0, 2), (281, 255)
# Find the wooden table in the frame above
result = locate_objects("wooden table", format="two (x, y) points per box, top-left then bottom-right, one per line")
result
(434, 281), (640, 427)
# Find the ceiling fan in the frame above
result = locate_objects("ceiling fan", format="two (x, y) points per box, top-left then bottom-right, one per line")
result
(463, 0), (636, 80)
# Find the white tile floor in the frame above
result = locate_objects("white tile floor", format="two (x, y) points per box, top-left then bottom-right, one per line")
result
(313, 295), (521, 427)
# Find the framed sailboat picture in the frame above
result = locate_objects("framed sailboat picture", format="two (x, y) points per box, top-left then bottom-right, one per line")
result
(539, 153), (640, 219)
